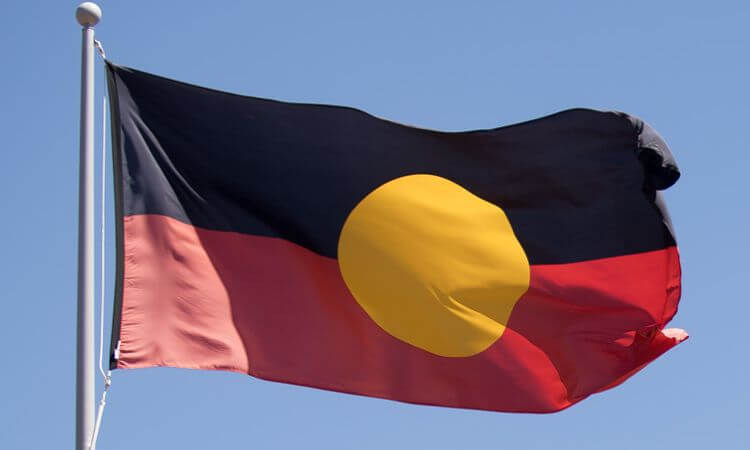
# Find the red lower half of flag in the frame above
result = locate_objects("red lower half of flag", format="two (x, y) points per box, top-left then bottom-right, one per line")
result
(115, 214), (684, 413)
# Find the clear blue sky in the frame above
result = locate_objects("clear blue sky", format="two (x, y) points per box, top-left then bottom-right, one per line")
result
(1, 1), (748, 448)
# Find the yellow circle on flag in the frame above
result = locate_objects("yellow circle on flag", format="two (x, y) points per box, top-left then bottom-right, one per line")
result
(337, 174), (530, 357)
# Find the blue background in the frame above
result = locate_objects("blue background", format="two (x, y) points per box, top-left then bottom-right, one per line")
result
(1, 1), (747, 448)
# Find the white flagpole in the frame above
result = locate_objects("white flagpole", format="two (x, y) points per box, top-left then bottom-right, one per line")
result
(75, 3), (101, 449)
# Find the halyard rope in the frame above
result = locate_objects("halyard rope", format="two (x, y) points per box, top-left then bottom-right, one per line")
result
(89, 39), (110, 450)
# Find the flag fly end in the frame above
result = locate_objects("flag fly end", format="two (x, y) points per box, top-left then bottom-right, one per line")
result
(662, 328), (689, 342)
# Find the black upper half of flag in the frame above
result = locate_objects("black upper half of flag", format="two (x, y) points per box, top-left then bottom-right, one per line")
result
(106, 61), (679, 265)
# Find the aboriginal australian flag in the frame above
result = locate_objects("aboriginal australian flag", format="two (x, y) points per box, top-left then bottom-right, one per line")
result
(106, 61), (685, 413)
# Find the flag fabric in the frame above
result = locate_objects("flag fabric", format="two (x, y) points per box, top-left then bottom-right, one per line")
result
(106, 61), (685, 413)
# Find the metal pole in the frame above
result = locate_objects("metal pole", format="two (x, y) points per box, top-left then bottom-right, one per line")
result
(75, 3), (101, 449)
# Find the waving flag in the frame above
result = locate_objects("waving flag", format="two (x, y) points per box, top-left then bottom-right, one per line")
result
(106, 61), (685, 413)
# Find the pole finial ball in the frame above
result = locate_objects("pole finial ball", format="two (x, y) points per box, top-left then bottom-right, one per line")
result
(76, 2), (101, 27)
